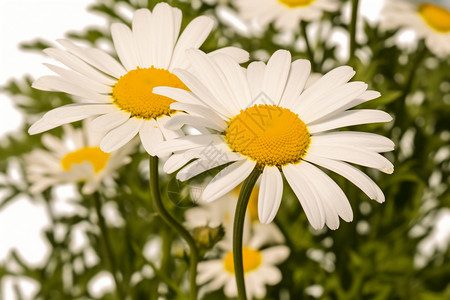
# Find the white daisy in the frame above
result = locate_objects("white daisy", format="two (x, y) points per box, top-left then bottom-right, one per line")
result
(25, 121), (136, 194)
(234, 0), (340, 32)
(28, 3), (249, 155)
(381, 0), (450, 57)
(153, 49), (394, 230)
(197, 223), (289, 299)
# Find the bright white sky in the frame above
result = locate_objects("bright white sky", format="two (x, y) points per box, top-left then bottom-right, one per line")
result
(0, 0), (449, 299)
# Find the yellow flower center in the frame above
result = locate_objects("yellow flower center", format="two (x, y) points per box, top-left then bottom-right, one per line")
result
(278, 0), (315, 8)
(418, 3), (450, 33)
(112, 67), (189, 120)
(225, 105), (311, 167)
(61, 147), (110, 173)
(223, 247), (262, 274)
(233, 185), (259, 222)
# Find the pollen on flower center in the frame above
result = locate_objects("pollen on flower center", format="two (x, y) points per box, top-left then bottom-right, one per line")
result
(61, 147), (110, 173)
(112, 67), (189, 120)
(418, 3), (450, 33)
(223, 247), (262, 274)
(278, 0), (316, 8)
(225, 104), (311, 167)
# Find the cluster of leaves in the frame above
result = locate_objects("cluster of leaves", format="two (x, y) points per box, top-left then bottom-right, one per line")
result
(0, 0), (449, 299)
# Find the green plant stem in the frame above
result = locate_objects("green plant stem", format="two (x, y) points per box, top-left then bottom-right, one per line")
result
(93, 193), (125, 300)
(233, 168), (262, 300)
(349, 0), (360, 62)
(149, 155), (199, 300)
(300, 21), (316, 71)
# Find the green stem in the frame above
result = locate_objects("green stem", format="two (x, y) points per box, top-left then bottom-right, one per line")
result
(233, 168), (262, 300)
(93, 193), (125, 300)
(349, 0), (360, 62)
(149, 155), (199, 300)
(300, 21), (316, 71)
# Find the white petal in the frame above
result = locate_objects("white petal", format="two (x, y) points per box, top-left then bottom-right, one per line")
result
(139, 119), (163, 156)
(149, 3), (175, 68)
(153, 87), (200, 105)
(308, 143), (394, 174)
(174, 69), (233, 118)
(208, 47), (250, 64)
(258, 166), (283, 224)
(304, 153), (385, 203)
(261, 245), (290, 265)
(299, 82), (368, 124)
(57, 39), (126, 79)
(90, 110), (130, 133)
(247, 61), (266, 101)
(261, 50), (291, 105)
(43, 63), (112, 94)
(29, 104), (117, 134)
(132, 8), (153, 67)
(311, 132), (395, 152)
(170, 102), (227, 129)
(186, 49), (240, 114)
(166, 114), (225, 131)
(164, 152), (191, 174)
(201, 159), (257, 202)
(282, 163), (325, 229)
(169, 16), (214, 70)
(177, 153), (242, 181)
(300, 161), (353, 226)
(279, 59), (311, 108)
(156, 116), (184, 141)
(308, 109), (393, 133)
(32, 76), (108, 102)
(154, 134), (223, 156)
(111, 23), (140, 71)
(44, 46), (117, 84)
(100, 118), (144, 152)
(294, 66), (356, 113)
(210, 53), (252, 110)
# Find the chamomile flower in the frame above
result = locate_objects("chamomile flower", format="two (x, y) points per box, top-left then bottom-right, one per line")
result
(381, 0), (450, 57)
(235, 0), (340, 32)
(28, 3), (248, 155)
(25, 121), (135, 194)
(154, 49), (394, 230)
(197, 223), (289, 299)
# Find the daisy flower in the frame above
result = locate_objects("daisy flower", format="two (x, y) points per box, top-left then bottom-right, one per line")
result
(154, 49), (394, 230)
(234, 0), (340, 32)
(25, 121), (136, 194)
(197, 223), (289, 299)
(381, 0), (450, 57)
(28, 3), (248, 155)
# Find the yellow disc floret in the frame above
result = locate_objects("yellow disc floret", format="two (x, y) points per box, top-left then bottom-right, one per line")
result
(112, 67), (189, 120)
(278, 0), (315, 8)
(61, 147), (110, 173)
(223, 247), (262, 274)
(419, 3), (450, 33)
(225, 105), (311, 167)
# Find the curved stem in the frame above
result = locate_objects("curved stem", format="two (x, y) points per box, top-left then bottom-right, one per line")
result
(233, 168), (262, 300)
(149, 155), (199, 300)
(93, 193), (125, 300)
(300, 21), (316, 72)
(349, 0), (360, 62)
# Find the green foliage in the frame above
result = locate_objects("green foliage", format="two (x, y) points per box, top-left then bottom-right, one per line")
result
(1, 0), (449, 299)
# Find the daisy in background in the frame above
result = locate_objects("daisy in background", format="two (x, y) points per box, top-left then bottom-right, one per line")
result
(28, 2), (248, 155)
(25, 120), (136, 195)
(234, 0), (340, 32)
(197, 222), (289, 299)
(381, 0), (450, 57)
(154, 49), (394, 230)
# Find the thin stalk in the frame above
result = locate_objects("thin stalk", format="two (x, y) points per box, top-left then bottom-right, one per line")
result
(92, 193), (125, 300)
(233, 168), (262, 300)
(149, 155), (199, 300)
(301, 21), (316, 71)
(349, 0), (360, 62)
